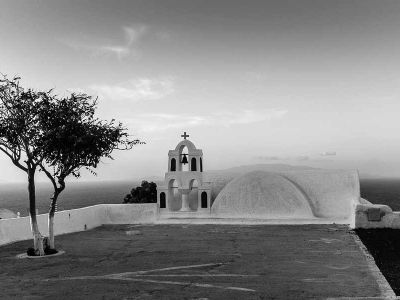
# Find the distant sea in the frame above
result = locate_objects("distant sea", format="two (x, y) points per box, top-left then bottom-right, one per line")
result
(1, 178), (400, 216)
(0, 181), (140, 217)
(360, 178), (400, 211)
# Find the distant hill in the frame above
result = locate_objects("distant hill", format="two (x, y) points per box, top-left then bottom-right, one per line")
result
(135, 164), (317, 203)
(205, 164), (315, 202)
(207, 163), (315, 176)
(136, 176), (164, 185)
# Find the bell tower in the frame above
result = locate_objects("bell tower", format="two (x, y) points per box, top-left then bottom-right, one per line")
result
(157, 132), (211, 215)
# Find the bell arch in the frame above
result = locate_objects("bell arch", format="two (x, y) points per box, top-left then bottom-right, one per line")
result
(179, 146), (189, 172)
(175, 139), (197, 152)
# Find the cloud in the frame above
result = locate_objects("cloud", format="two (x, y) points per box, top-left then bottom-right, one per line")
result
(59, 24), (148, 59)
(256, 156), (281, 161)
(320, 151), (337, 156)
(255, 155), (309, 161)
(97, 25), (147, 59)
(66, 87), (87, 94)
(296, 156), (309, 161)
(89, 78), (175, 101)
(211, 109), (287, 126)
(123, 25), (147, 45)
(124, 109), (287, 133)
(244, 71), (267, 82)
(98, 45), (131, 59)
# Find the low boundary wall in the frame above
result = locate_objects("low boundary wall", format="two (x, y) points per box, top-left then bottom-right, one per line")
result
(0, 204), (157, 246)
(3, 196), (399, 245)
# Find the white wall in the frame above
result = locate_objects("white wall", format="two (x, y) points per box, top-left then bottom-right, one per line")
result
(210, 169), (361, 222)
(281, 169), (361, 220)
(0, 204), (157, 246)
(103, 204), (157, 224)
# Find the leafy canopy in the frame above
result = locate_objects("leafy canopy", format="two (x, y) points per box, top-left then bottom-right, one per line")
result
(123, 181), (157, 204)
(0, 75), (50, 171)
(38, 92), (141, 181)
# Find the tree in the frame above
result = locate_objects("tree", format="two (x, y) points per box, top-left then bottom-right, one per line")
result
(38, 92), (142, 250)
(0, 75), (49, 255)
(123, 181), (157, 203)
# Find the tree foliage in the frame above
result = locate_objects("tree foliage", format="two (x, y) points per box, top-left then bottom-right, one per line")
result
(0, 75), (52, 255)
(123, 181), (157, 204)
(39, 92), (141, 180)
(0, 76), (46, 171)
(0, 73), (144, 253)
(37, 88), (143, 250)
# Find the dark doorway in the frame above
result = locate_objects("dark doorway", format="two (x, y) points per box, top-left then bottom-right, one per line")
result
(191, 157), (197, 171)
(160, 192), (166, 208)
(170, 158), (176, 171)
(201, 192), (207, 208)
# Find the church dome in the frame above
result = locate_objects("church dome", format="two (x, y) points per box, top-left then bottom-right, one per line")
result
(211, 171), (314, 219)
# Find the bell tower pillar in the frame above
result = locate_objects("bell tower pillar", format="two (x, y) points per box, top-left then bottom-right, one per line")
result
(179, 189), (191, 211)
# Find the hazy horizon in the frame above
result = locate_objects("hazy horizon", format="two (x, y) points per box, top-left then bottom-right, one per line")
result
(1, 0), (400, 182)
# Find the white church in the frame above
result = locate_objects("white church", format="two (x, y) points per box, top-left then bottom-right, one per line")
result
(153, 132), (399, 230)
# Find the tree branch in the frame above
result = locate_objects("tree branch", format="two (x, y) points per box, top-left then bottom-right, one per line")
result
(0, 145), (27, 172)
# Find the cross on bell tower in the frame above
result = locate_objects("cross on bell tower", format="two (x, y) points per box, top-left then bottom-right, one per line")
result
(181, 131), (189, 140)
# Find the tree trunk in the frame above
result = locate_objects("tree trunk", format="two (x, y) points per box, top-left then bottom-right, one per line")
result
(28, 168), (44, 256)
(48, 191), (59, 249)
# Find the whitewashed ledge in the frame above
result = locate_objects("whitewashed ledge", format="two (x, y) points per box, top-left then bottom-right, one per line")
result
(354, 202), (400, 229)
(0, 204), (157, 246)
(2, 199), (400, 246)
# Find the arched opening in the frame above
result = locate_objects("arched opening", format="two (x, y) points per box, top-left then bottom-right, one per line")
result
(201, 191), (207, 208)
(191, 157), (197, 171)
(189, 179), (199, 210)
(160, 192), (166, 208)
(170, 158), (176, 172)
(200, 157), (203, 172)
(168, 179), (180, 211)
(179, 146), (189, 172)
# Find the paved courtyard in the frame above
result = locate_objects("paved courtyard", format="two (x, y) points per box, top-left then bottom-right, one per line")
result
(0, 224), (385, 299)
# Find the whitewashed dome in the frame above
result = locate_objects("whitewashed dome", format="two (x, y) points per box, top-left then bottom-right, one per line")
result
(211, 171), (314, 219)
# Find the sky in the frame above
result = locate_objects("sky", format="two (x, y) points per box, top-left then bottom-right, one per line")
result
(0, 0), (400, 182)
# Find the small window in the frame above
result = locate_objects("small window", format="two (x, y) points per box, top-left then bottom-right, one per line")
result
(191, 157), (197, 171)
(201, 192), (207, 208)
(170, 158), (176, 172)
(160, 192), (166, 208)
(200, 157), (203, 172)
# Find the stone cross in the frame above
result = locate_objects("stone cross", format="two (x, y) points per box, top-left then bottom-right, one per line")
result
(181, 132), (189, 139)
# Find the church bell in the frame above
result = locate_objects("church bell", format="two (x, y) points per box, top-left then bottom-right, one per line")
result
(181, 154), (188, 164)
